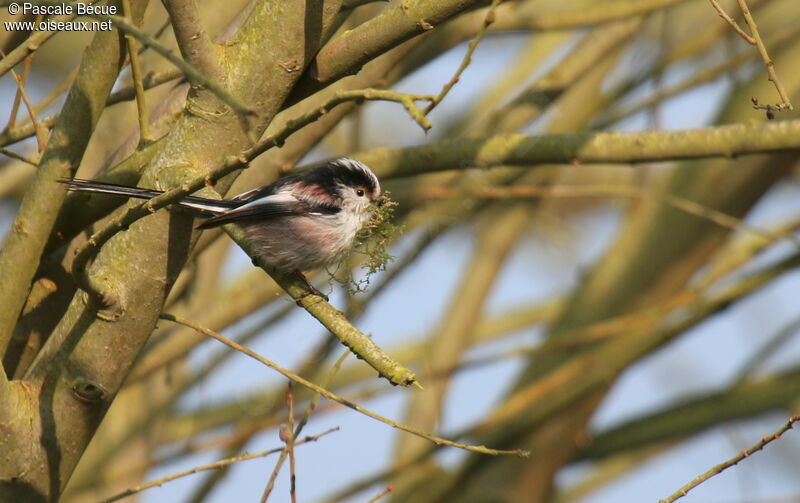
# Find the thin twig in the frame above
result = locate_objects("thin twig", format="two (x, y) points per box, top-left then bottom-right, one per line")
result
(286, 388), (297, 503)
(260, 436), (286, 501)
(159, 313), (529, 458)
(707, 0), (793, 112)
(0, 68), (183, 148)
(659, 415), (800, 503)
(0, 148), (38, 166)
(150, 17), (173, 45)
(109, 9), (254, 120)
(298, 350), (350, 436)
(100, 427), (339, 503)
(261, 350), (351, 502)
(0, 2), (95, 78)
(0, 49), (48, 152)
(424, 0), (501, 116)
(6, 53), (33, 129)
(6, 0), (254, 120)
(121, 0), (152, 144)
(736, 0), (793, 111)
(261, 384), (298, 503)
(365, 486), (394, 503)
(708, 0), (755, 44)
(16, 20), (172, 132)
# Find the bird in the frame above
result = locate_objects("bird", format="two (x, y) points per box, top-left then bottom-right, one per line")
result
(62, 157), (382, 299)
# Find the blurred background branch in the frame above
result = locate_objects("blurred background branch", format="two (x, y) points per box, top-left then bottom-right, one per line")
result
(1, 0), (800, 502)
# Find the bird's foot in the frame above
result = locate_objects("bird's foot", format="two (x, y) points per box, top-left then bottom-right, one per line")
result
(294, 271), (329, 305)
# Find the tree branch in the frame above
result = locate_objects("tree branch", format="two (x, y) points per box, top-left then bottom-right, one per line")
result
(121, 0), (152, 144)
(2, 0), (253, 118)
(220, 230), (419, 387)
(101, 427), (340, 503)
(351, 119), (800, 179)
(735, 0), (793, 111)
(162, 0), (218, 76)
(288, 0), (485, 102)
(10, 3), (346, 501)
(660, 415), (800, 503)
(0, 6), (83, 77)
(0, 69), (183, 149)
(0, 0), (149, 363)
(290, 0), (692, 102)
(159, 313), (527, 457)
(423, 0), (500, 115)
(707, 0), (793, 112)
(578, 368), (800, 461)
(708, 0), (755, 44)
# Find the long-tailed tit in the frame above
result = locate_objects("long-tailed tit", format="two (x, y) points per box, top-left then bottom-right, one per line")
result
(63, 158), (381, 296)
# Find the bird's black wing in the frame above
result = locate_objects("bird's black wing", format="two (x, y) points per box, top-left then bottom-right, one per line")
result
(196, 191), (339, 229)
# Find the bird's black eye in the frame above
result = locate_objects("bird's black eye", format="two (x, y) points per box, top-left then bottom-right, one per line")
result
(356, 188), (365, 197)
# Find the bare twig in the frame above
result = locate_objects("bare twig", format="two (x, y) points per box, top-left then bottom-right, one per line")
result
(0, 148), (38, 166)
(6, 54), (33, 129)
(708, 0), (755, 44)
(737, 0), (793, 110)
(707, 0), (793, 112)
(0, 3), (92, 78)
(1, 49), (48, 152)
(297, 350), (350, 435)
(733, 315), (800, 385)
(100, 427), (339, 503)
(260, 385), (298, 503)
(286, 388), (297, 503)
(12, 25), (175, 132)
(2, 0), (253, 119)
(108, 9), (254, 120)
(259, 350), (350, 502)
(0, 69), (181, 149)
(121, 0), (152, 144)
(365, 486), (394, 503)
(424, 0), (501, 116)
(159, 313), (529, 458)
(659, 415), (800, 503)
(2, 112), (66, 149)
(354, 119), (800, 179)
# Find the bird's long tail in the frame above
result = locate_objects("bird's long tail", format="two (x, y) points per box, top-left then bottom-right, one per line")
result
(61, 179), (236, 215)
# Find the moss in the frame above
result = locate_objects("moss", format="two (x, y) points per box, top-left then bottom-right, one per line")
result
(335, 191), (403, 294)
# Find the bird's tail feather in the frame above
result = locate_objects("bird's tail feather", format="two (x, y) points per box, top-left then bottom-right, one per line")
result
(60, 179), (235, 214)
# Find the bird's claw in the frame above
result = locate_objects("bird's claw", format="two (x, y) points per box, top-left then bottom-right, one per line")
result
(295, 286), (328, 306)
(293, 270), (328, 306)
